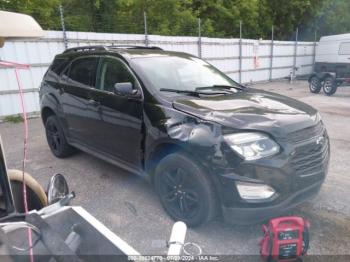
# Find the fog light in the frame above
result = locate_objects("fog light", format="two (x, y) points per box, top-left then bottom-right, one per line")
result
(236, 182), (276, 200)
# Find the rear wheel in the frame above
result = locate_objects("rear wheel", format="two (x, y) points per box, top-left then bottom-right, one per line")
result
(309, 76), (321, 93)
(154, 152), (217, 227)
(323, 76), (337, 96)
(45, 115), (74, 158)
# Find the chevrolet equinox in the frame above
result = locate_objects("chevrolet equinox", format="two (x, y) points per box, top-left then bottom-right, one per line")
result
(39, 45), (330, 226)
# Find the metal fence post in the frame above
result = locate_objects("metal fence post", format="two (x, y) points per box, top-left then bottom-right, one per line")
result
(144, 11), (149, 47)
(269, 25), (274, 81)
(313, 30), (317, 67)
(198, 18), (202, 58)
(239, 20), (242, 84)
(292, 27), (298, 81)
(59, 4), (68, 49)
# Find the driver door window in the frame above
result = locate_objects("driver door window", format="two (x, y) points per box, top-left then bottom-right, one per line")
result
(97, 57), (137, 93)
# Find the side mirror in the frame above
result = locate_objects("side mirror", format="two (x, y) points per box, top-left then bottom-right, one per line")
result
(47, 174), (69, 205)
(114, 82), (137, 96)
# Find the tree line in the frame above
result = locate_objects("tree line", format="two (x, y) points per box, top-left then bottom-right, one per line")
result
(1, 0), (349, 41)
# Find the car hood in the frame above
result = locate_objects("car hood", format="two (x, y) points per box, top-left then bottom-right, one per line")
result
(172, 88), (319, 138)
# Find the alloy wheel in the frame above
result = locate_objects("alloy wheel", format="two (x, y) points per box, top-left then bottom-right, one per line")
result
(46, 121), (61, 153)
(159, 167), (200, 219)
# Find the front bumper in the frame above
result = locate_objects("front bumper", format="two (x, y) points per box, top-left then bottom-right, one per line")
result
(222, 180), (323, 225)
(211, 124), (330, 224)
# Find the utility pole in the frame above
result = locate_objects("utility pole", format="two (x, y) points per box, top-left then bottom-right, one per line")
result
(59, 4), (68, 49)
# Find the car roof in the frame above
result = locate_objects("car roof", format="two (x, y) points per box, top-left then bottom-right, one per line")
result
(58, 45), (194, 60)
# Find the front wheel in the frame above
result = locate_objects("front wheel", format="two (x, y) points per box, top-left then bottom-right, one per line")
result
(323, 76), (337, 96)
(154, 152), (217, 227)
(45, 115), (74, 158)
(309, 76), (321, 93)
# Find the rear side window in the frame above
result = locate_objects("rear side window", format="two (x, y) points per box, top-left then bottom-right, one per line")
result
(67, 57), (99, 87)
(50, 57), (69, 75)
(339, 42), (350, 55)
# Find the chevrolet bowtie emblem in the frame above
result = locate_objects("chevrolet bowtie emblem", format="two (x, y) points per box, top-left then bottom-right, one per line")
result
(316, 136), (325, 145)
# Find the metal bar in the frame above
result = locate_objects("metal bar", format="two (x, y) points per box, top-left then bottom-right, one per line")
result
(0, 88), (39, 96)
(269, 26), (274, 81)
(5, 37), (316, 47)
(204, 54), (314, 61)
(198, 18), (202, 58)
(252, 42), (314, 46)
(0, 58), (315, 70)
(59, 4), (68, 49)
(239, 20), (242, 83)
(300, 63), (314, 67)
(20, 63), (50, 68)
(144, 11), (148, 47)
(0, 57), (315, 70)
(224, 65), (298, 75)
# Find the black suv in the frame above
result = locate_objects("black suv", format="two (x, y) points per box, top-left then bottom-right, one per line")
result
(40, 45), (330, 226)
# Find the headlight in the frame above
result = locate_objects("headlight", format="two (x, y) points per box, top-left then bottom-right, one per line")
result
(223, 132), (279, 160)
(236, 181), (276, 200)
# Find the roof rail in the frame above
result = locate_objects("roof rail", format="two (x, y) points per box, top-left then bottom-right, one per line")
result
(108, 45), (163, 50)
(63, 45), (108, 54)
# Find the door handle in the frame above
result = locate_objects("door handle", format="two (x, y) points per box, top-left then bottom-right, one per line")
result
(88, 99), (100, 107)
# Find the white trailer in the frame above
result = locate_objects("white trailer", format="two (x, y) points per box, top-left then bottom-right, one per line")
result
(309, 33), (350, 95)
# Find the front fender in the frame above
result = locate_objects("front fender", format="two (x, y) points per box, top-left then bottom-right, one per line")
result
(143, 103), (228, 175)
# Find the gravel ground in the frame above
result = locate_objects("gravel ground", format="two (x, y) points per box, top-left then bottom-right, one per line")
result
(0, 80), (349, 259)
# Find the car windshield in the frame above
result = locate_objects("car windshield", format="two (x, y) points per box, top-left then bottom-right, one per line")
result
(132, 55), (240, 92)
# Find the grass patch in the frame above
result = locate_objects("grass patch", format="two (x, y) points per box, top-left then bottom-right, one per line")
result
(4, 114), (23, 123)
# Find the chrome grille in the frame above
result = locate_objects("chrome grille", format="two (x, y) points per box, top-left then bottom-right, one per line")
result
(286, 121), (324, 144)
(291, 132), (329, 177)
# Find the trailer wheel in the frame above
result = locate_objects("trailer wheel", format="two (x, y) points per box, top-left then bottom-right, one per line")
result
(309, 76), (321, 93)
(323, 76), (337, 96)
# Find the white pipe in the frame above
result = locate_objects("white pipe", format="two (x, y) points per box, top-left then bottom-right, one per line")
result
(167, 221), (187, 257)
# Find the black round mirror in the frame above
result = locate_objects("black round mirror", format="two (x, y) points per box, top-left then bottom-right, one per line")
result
(47, 174), (69, 205)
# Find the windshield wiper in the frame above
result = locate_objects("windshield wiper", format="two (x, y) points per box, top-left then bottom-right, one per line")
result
(160, 88), (229, 96)
(196, 84), (245, 91)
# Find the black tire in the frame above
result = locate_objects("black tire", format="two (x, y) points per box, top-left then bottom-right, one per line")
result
(45, 115), (74, 158)
(154, 152), (217, 227)
(309, 76), (321, 93)
(323, 76), (337, 96)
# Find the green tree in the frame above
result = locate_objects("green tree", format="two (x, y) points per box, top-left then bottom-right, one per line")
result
(1, 0), (349, 40)
(191, 0), (261, 38)
(312, 0), (350, 38)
